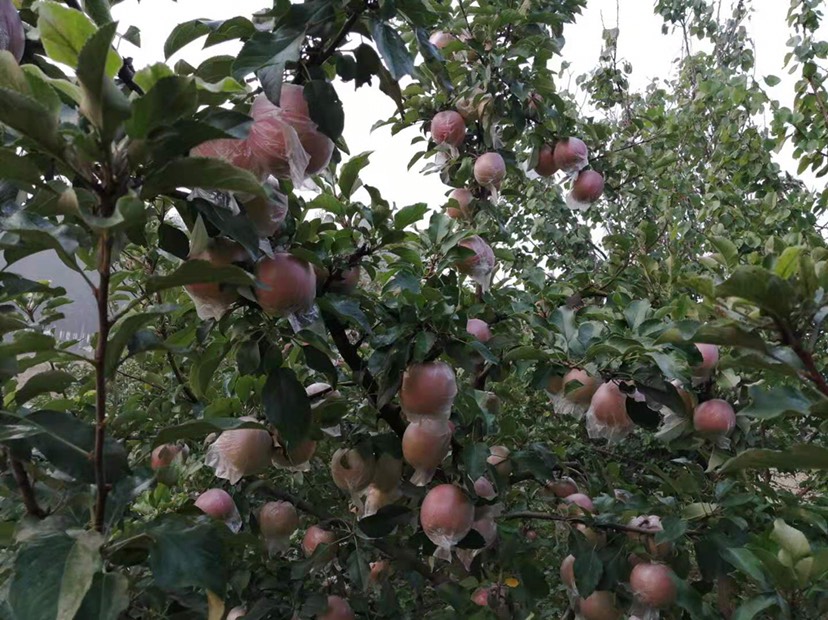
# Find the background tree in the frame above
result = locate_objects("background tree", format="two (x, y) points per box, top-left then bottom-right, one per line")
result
(0, 0), (827, 619)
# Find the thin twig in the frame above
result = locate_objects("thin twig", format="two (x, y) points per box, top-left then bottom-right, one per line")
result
(93, 233), (113, 532)
(311, 3), (367, 67)
(167, 351), (198, 404)
(498, 511), (657, 535)
(775, 318), (828, 397)
(8, 455), (47, 519)
(116, 369), (165, 391)
(805, 75), (828, 128)
(322, 312), (407, 437)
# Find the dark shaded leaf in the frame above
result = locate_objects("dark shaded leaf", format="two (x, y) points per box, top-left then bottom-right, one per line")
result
(76, 22), (129, 141)
(233, 27), (305, 81)
(15, 370), (75, 404)
(263, 367), (311, 445)
(358, 505), (411, 538)
(141, 157), (264, 199)
(148, 517), (227, 594)
(126, 76), (198, 139)
(303, 79), (344, 142)
(22, 410), (130, 483)
(74, 572), (130, 620)
(154, 418), (265, 446)
(145, 259), (254, 294)
(371, 20), (414, 80)
(8, 531), (103, 620)
(721, 445), (828, 472)
(573, 550), (603, 598)
(740, 385), (811, 420)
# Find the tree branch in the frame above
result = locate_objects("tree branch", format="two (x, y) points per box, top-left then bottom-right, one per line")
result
(93, 234), (113, 532)
(310, 3), (367, 67)
(8, 455), (46, 519)
(775, 318), (828, 397)
(167, 351), (198, 404)
(806, 74), (828, 129)
(372, 539), (448, 585)
(322, 312), (407, 437)
(498, 511), (658, 535)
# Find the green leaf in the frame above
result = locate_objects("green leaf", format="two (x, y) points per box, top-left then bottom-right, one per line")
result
(732, 595), (779, 620)
(503, 346), (546, 362)
(394, 203), (428, 229)
(145, 259), (254, 294)
(0, 148), (42, 186)
(307, 193), (346, 217)
(573, 550), (603, 598)
(164, 19), (212, 59)
(371, 20), (414, 80)
(158, 222), (190, 260)
(232, 27), (304, 81)
(18, 410), (130, 483)
(519, 560), (550, 598)
(357, 505), (411, 538)
(154, 418), (266, 446)
(320, 297), (371, 332)
(739, 385), (811, 420)
(9, 531), (104, 620)
(105, 307), (173, 377)
(141, 157), (265, 199)
(339, 152), (372, 199)
(262, 367), (311, 445)
(464, 442), (490, 482)
(79, 195), (145, 232)
(148, 517), (227, 594)
(236, 339), (262, 376)
(716, 266), (795, 318)
(723, 547), (767, 584)
(76, 21), (129, 141)
(15, 370), (76, 404)
(84, 0), (113, 26)
(302, 345), (337, 387)
(0, 50), (31, 93)
(122, 25), (141, 47)
(709, 236), (738, 267)
(347, 548), (371, 591)
(37, 2), (121, 76)
(189, 342), (228, 399)
(0, 211), (86, 273)
(126, 75), (198, 139)
(303, 79), (344, 142)
(0, 87), (63, 154)
(623, 299), (651, 330)
(774, 246), (804, 279)
(133, 62), (174, 92)
(721, 444), (828, 473)
(74, 572), (129, 620)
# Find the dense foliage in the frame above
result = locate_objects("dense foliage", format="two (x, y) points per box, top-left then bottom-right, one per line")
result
(1, 0), (827, 618)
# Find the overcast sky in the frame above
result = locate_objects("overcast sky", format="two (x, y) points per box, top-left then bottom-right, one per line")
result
(109, 0), (823, 208)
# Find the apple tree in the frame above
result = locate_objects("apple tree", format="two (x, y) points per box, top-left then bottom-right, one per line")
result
(1, 0), (827, 619)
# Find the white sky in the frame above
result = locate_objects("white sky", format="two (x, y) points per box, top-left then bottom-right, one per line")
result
(111, 0), (823, 209)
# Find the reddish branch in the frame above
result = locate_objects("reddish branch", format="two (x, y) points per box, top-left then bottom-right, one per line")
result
(775, 318), (828, 398)
(498, 511), (658, 536)
(93, 234), (113, 532)
(8, 455), (46, 519)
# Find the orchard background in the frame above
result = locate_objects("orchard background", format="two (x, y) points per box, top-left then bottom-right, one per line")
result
(1, 0), (828, 619)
